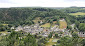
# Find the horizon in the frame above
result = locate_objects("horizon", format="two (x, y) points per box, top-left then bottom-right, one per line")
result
(0, 6), (85, 8)
(0, 0), (85, 8)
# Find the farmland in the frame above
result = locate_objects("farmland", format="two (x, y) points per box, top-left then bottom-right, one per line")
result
(41, 23), (51, 28)
(41, 21), (57, 28)
(59, 19), (67, 29)
(69, 12), (85, 16)
(52, 21), (57, 27)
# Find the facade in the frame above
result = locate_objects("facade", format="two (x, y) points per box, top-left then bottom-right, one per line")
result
(78, 32), (85, 38)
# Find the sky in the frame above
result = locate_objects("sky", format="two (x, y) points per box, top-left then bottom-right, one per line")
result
(0, 0), (85, 8)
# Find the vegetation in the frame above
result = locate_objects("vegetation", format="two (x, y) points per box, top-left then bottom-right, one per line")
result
(70, 12), (85, 16)
(45, 38), (57, 46)
(59, 20), (67, 29)
(78, 23), (85, 32)
(57, 33), (80, 46)
(0, 7), (79, 26)
(0, 7), (85, 46)
(0, 31), (38, 46)
(67, 25), (72, 30)
(41, 23), (51, 28)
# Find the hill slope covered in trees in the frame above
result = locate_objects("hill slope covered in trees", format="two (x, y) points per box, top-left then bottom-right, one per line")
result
(0, 8), (72, 25)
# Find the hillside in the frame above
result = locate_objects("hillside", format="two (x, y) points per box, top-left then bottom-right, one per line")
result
(0, 8), (70, 25)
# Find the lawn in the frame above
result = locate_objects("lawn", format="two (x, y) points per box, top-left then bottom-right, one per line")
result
(45, 38), (58, 46)
(41, 23), (51, 28)
(59, 20), (67, 29)
(69, 12), (85, 16)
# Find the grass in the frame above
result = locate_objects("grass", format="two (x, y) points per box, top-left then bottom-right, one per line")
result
(52, 21), (57, 27)
(41, 23), (51, 28)
(45, 38), (58, 46)
(53, 21), (57, 24)
(41, 21), (57, 28)
(0, 31), (8, 34)
(69, 12), (85, 16)
(2, 24), (8, 26)
(59, 20), (67, 29)
(32, 17), (42, 23)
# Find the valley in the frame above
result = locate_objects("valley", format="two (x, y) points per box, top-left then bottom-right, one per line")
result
(0, 7), (85, 46)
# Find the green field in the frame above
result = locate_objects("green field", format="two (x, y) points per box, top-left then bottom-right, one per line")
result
(41, 23), (51, 28)
(52, 21), (57, 27)
(69, 12), (85, 16)
(1, 24), (8, 26)
(59, 20), (67, 29)
(33, 17), (42, 23)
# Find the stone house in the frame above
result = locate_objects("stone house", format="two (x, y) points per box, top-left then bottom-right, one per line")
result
(15, 26), (23, 31)
(78, 32), (85, 38)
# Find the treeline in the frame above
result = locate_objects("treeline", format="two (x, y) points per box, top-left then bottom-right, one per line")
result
(0, 8), (85, 31)
(60, 7), (85, 13)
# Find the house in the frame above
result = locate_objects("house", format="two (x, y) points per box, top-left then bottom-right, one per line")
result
(40, 21), (43, 24)
(63, 31), (72, 37)
(41, 32), (48, 37)
(78, 32), (85, 38)
(70, 24), (75, 30)
(15, 26), (23, 31)
(11, 27), (15, 30)
(24, 25), (30, 29)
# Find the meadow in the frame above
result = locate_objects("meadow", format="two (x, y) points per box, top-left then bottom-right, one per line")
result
(59, 20), (67, 29)
(41, 23), (51, 28)
(32, 17), (42, 23)
(69, 12), (85, 16)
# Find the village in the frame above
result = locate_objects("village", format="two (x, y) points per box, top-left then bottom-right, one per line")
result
(0, 19), (84, 46)
(10, 19), (72, 38)
(0, 5), (85, 46)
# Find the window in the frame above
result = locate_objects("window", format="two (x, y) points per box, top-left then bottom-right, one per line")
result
(83, 33), (84, 34)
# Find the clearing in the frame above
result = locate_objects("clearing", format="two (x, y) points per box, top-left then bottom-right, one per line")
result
(69, 12), (85, 16)
(59, 19), (67, 29)
(32, 17), (43, 23)
(41, 23), (51, 28)
(52, 21), (57, 27)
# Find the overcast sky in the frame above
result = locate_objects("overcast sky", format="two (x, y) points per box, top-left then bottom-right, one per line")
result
(0, 0), (85, 8)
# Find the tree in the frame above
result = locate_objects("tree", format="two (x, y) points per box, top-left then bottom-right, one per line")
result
(37, 38), (48, 46)
(81, 39), (85, 46)
(0, 31), (38, 46)
(55, 34), (58, 38)
(78, 23), (85, 32)
(0, 27), (6, 31)
(58, 36), (73, 46)
(23, 34), (38, 46)
(67, 25), (72, 30)
(72, 32), (79, 46)
(48, 32), (53, 38)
